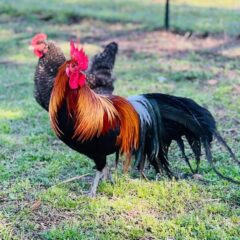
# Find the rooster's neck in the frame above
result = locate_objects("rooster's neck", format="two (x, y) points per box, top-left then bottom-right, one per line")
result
(49, 63), (119, 141)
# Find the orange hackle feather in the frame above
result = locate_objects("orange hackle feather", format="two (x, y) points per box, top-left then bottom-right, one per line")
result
(73, 85), (119, 141)
(49, 61), (69, 135)
(111, 96), (140, 171)
(49, 60), (140, 171)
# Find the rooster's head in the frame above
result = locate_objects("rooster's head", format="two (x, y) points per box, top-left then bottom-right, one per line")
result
(66, 40), (89, 90)
(31, 33), (48, 58)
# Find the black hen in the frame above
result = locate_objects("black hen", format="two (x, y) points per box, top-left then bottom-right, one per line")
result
(32, 33), (118, 111)
(34, 40), (66, 111)
(87, 42), (118, 94)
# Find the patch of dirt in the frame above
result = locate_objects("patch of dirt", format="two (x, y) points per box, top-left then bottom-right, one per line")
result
(8, 200), (77, 239)
(29, 204), (76, 232)
(100, 30), (240, 59)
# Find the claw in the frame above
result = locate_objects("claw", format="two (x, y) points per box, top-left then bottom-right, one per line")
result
(88, 165), (113, 197)
(141, 171), (149, 181)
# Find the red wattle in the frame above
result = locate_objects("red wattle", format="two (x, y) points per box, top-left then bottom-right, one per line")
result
(69, 71), (79, 89)
(78, 74), (86, 87)
(34, 49), (43, 58)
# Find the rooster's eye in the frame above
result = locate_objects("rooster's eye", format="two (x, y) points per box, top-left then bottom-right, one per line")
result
(71, 63), (77, 68)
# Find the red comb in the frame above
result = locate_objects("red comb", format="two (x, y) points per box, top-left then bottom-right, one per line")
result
(31, 33), (47, 46)
(70, 40), (88, 71)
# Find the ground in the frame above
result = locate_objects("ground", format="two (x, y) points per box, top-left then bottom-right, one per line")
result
(0, 1), (240, 239)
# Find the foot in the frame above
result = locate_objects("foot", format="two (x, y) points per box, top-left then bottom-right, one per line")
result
(88, 170), (103, 198)
(155, 173), (162, 181)
(88, 165), (113, 197)
(192, 173), (203, 180)
(141, 172), (149, 181)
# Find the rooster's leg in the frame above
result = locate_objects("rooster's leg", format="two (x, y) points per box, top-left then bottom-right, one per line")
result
(88, 165), (111, 197)
(101, 165), (109, 180)
(88, 170), (102, 198)
(103, 166), (115, 184)
(115, 150), (119, 170)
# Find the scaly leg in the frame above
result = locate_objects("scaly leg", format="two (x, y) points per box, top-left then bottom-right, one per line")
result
(88, 165), (110, 198)
(88, 170), (102, 198)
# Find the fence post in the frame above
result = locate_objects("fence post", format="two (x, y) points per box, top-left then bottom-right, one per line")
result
(165, 0), (170, 30)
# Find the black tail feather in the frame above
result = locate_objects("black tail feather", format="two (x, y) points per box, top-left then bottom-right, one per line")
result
(214, 131), (240, 167)
(134, 126), (147, 172)
(185, 135), (202, 173)
(176, 138), (195, 173)
(131, 93), (239, 184)
(203, 138), (240, 184)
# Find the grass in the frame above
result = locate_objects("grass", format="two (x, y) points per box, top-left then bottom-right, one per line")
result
(0, 0), (240, 35)
(0, 0), (240, 239)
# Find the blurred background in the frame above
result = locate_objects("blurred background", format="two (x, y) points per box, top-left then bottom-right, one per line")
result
(0, 0), (240, 95)
(0, 1), (240, 239)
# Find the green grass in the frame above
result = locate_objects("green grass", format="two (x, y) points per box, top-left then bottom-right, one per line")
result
(0, 1), (240, 239)
(0, 0), (240, 35)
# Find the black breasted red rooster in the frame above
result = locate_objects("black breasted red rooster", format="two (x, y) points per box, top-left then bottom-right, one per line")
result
(31, 34), (240, 196)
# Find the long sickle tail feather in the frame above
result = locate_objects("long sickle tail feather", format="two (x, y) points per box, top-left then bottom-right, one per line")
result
(176, 138), (195, 173)
(214, 131), (240, 167)
(134, 125), (147, 173)
(142, 94), (239, 182)
(128, 96), (171, 176)
(202, 138), (240, 184)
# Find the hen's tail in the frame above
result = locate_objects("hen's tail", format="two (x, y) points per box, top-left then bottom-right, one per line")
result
(87, 42), (118, 94)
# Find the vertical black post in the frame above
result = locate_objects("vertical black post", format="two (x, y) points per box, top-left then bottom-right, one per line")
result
(165, 0), (170, 30)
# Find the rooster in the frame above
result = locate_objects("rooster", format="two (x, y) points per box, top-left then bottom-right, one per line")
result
(32, 33), (118, 111)
(32, 37), (239, 196)
(31, 33), (198, 176)
(31, 33), (202, 175)
(44, 40), (140, 197)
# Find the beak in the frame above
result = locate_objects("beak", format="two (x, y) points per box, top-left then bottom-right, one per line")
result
(79, 71), (86, 75)
(66, 66), (70, 77)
